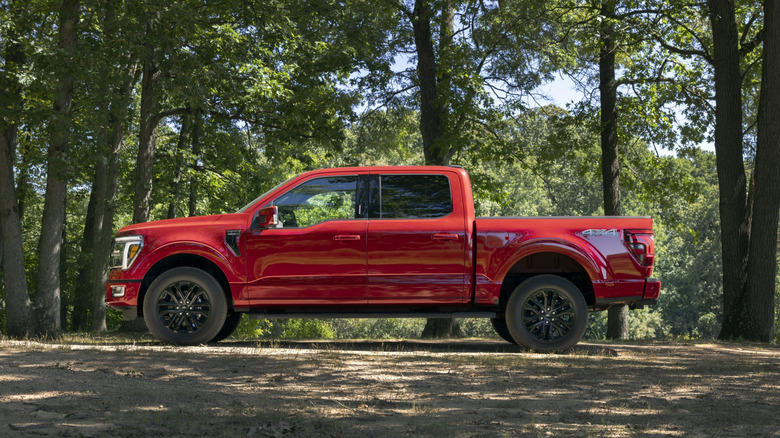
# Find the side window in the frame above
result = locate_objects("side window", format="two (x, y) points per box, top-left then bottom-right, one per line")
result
(378, 174), (452, 219)
(271, 176), (358, 228)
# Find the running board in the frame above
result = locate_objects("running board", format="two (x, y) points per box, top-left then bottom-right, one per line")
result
(249, 311), (498, 320)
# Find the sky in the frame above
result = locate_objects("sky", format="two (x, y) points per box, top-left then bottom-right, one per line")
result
(535, 74), (716, 155)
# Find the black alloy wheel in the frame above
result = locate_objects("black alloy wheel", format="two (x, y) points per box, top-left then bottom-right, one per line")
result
(505, 275), (588, 352)
(143, 267), (227, 345)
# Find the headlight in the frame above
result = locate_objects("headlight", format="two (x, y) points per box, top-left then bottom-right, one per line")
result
(110, 235), (144, 270)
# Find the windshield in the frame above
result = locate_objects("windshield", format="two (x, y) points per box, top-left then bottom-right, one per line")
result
(236, 175), (297, 213)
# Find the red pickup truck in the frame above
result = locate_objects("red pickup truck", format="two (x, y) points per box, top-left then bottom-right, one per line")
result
(106, 166), (660, 351)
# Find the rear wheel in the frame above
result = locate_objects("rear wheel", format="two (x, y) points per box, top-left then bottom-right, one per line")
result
(143, 267), (227, 345)
(505, 275), (588, 352)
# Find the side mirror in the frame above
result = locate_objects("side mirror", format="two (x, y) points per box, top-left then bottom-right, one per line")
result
(255, 206), (279, 229)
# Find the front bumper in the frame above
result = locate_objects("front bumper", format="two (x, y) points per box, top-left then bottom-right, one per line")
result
(106, 270), (143, 320)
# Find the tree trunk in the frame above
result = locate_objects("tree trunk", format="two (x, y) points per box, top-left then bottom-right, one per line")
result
(413, 0), (449, 166)
(0, 10), (33, 337)
(188, 113), (202, 217)
(90, 4), (139, 333)
(92, 59), (140, 332)
(133, 8), (162, 224)
(708, 0), (751, 341)
(741, 0), (780, 342)
(92, 110), (130, 333)
(72, 183), (98, 331)
(34, 0), (79, 336)
(15, 143), (32, 222)
(410, 0), (460, 338)
(598, 0), (629, 340)
(167, 115), (192, 219)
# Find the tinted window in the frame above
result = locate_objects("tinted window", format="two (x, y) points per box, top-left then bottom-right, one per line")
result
(271, 176), (357, 228)
(378, 174), (452, 219)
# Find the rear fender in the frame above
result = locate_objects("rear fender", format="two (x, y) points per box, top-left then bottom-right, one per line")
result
(482, 238), (607, 306)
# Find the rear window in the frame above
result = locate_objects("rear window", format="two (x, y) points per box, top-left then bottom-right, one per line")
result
(377, 174), (452, 219)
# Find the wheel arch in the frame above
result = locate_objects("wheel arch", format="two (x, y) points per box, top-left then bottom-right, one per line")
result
(497, 247), (598, 309)
(138, 253), (234, 317)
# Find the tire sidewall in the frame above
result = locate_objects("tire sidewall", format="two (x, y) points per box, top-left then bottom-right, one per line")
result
(491, 317), (518, 345)
(209, 312), (243, 343)
(505, 275), (588, 352)
(143, 267), (227, 345)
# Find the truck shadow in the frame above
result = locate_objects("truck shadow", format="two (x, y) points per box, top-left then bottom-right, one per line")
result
(215, 339), (619, 356)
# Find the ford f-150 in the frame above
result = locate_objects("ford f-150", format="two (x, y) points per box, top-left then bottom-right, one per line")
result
(106, 166), (660, 351)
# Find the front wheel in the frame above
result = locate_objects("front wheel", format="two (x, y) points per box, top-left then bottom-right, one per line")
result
(210, 312), (243, 343)
(505, 275), (588, 352)
(143, 267), (227, 345)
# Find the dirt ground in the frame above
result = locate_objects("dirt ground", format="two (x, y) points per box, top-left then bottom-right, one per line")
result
(1, 337), (779, 437)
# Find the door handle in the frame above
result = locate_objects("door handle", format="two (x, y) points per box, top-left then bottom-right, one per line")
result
(334, 234), (361, 241)
(432, 233), (460, 240)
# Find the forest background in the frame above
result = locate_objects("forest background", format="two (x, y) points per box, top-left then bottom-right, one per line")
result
(0, 0), (778, 344)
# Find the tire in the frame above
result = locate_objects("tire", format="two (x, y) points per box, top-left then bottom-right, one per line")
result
(143, 267), (228, 345)
(209, 312), (243, 343)
(505, 275), (588, 352)
(490, 317), (517, 344)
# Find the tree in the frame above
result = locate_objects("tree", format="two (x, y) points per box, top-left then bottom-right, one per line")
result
(0, 0), (34, 337)
(743, 0), (780, 340)
(132, 4), (162, 225)
(33, 0), (80, 335)
(649, 0), (774, 341)
(360, 0), (559, 337)
(595, 0), (630, 339)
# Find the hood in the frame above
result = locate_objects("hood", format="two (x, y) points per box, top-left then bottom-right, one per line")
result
(116, 213), (249, 236)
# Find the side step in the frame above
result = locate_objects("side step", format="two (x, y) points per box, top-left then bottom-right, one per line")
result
(249, 311), (498, 320)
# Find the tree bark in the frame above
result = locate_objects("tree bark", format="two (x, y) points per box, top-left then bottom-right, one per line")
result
(0, 6), (33, 337)
(741, 0), (780, 342)
(92, 107), (131, 333)
(167, 115), (192, 219)
(89, 3), (140, 332)
(92, 61), (140, 333)
(72, 183), (98, 331)
(413, 0), (449, 166)
(598, 0), (629, 340)
(188, 113), (202, 217)
(410, 0), (460, 338)
(34, 0), (79, 336)
(708, 0), (751, 341)
(133, 7), (162, 224)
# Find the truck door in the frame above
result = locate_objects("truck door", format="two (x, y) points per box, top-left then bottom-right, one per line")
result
(244, 174), (368, 305)
(366, 172), (469, 304)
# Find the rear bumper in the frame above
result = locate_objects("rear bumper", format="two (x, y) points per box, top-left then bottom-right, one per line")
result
(643, 277), (661, 301)
(593, 277), (661, 310)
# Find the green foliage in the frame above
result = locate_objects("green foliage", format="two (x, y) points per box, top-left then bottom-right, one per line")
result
(231, 318), (499, 341)
(2, 0), (776, 343)
(328, 319), (425, 340)
(234, 318), (273, 339)
(235, 318), (336, 340)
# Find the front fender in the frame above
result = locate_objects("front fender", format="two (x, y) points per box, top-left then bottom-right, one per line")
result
(135, 241), (244, 284)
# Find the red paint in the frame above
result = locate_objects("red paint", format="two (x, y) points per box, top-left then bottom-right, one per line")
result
(106, 166), (659, 317)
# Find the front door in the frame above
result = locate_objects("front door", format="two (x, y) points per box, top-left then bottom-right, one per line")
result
(245, 175), (368, 305)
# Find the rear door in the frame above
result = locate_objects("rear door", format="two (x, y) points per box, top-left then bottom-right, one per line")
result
(366, 171), (469, 304)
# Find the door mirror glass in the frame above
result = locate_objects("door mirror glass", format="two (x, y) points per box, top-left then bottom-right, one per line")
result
(255, 206), (279, 229)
